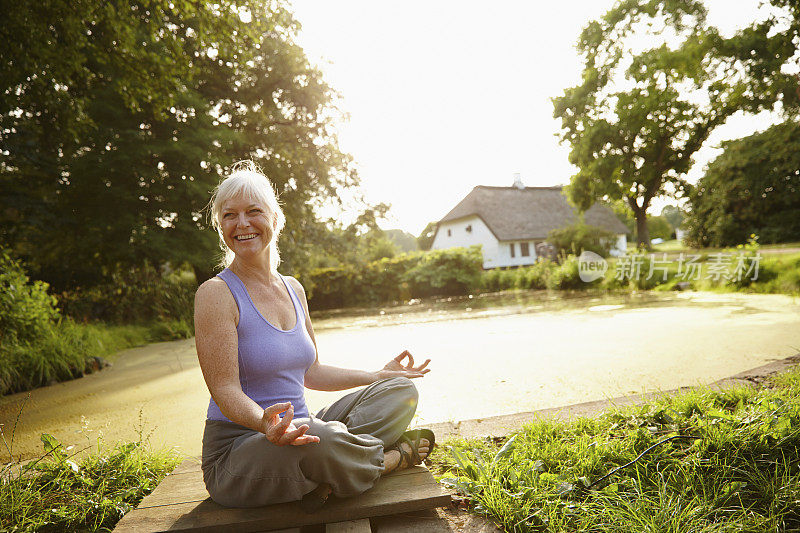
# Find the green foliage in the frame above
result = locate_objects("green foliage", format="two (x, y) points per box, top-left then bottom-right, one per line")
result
(686, 121), (800, 248)
(434, 374), (800, 532)
(605, 200), (635, 236)
(0, 248), (59, 345)
(58, 264), (197, 325)
(646, 215), (674, 241)
(304, 247), (482, 309)
(417, 222), (438, 251)
(553, 0), (755, 247)
(384, 229), (419, 253)
(480, 255), (587, 292)
(403, 247), (483, 298)
(717, 0), (800, 116)
(305, 246), (800, 311)
(660, 205), (686, 232)
(1, 0), (365, 290)
(547, 222), (614, 257)
(0, 251), (189, 395)
(0, 432), (180, 532)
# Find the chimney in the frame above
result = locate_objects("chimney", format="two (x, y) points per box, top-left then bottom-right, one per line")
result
(512, 172), (524, 189)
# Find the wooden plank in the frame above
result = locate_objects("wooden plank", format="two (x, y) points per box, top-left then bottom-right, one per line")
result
(114, 465), (450, 533)
(170, 458), (202, 476)
(135, 461), (427, 509)
(325, 519), (371, 533)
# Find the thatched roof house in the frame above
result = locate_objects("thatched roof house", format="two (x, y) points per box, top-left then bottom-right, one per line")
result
(431, 183), (628, 268)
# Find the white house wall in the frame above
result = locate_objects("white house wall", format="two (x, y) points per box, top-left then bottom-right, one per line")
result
(432, 217), (629, 268)
(431, 216), (540, 268)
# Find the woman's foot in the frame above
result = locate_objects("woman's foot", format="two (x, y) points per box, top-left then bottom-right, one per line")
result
(383, 429), (435, 474)
(301, 482), (332, 513)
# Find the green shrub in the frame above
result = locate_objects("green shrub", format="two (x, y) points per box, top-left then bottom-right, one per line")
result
(303, 265), (361, 309)
(0, 251), (183, 395)
(0, 248), (59, 345)
(548, 222), (614, 257)
(403, 246), (483, 298)
(58, 264), (196, 326)
(548, 254), (584, 290)
(305, 247), (483, 309)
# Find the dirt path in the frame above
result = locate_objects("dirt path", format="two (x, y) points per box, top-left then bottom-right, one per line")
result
(2, 291), (799, 461)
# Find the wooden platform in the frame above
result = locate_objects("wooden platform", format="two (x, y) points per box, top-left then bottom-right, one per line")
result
(114, 458), (451, 533)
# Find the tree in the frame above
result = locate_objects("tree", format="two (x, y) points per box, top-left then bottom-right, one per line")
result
(647, 215), (674, 241)
(552, 0), (756, 248)
(685, 120), (800, 247)
(718, 0), (800, 116)
(384, 229), (418, 253)
(416, 222), (437, 251)
(0, 1), (360, 289)
(660, 205), (686, 231)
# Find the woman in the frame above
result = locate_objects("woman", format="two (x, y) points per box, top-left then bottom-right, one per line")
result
(194, 162), (434, 510)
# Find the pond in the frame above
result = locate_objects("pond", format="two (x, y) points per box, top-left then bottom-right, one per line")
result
(2, 290), (799, 461)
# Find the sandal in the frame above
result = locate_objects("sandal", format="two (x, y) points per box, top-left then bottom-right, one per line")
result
(301, 482), (332, 513)
(385, 428), (436, 473)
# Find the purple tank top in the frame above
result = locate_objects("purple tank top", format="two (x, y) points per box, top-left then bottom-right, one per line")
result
(206, 269), (317, 422)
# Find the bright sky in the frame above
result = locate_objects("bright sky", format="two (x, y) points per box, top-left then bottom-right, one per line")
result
(290, 0), (779, 236)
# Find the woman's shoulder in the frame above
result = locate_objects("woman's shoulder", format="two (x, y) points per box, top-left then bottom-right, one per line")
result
(195, 276), (235, 308)
(281, 274), (308, 300)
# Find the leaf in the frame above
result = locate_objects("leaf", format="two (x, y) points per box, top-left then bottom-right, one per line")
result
(556, 481), (575, 497)
(493, 435), (517, 462)
(40, 433), (60, 454)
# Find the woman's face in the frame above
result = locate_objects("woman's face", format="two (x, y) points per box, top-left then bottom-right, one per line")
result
(219, 194), (277, 260)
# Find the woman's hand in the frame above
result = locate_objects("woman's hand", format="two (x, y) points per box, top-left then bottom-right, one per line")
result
(262, 402), (320, 446)
(377, 350), (431, 380)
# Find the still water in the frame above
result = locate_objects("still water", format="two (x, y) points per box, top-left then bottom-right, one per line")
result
(2, 290), (799, 461)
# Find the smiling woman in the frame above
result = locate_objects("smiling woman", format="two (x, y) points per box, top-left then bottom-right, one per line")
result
(210, 162), (286, 270)
(193, 161), (435, 510)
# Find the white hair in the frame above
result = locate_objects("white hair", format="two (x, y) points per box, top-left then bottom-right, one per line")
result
(210, 161), (286, 270)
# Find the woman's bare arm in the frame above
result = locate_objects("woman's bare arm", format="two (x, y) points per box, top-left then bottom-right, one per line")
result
(286, 277), (430, 392)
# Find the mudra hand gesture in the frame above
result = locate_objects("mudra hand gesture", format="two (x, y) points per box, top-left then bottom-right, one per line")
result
(262, 402), (320, 446)
(378, 350), (431, 380)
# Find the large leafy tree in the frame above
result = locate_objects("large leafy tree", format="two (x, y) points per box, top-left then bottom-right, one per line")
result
(720, 0), (800, 116)
(0, 0), (358, 289)
(685, 120), (800, 247)
(552, 0), (762, 247)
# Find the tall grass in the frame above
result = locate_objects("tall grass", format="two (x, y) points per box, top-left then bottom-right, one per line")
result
(434, 368), (800, 532)
(0, 429), (180, 532)
(0, 248), (195, 395)
(0, 319), (192, 396)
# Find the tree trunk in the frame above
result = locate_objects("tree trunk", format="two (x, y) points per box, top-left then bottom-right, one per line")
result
(635, 211), (650, 249)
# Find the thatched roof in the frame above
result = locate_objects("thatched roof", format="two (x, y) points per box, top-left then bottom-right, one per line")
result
(438, 186), (629, 241)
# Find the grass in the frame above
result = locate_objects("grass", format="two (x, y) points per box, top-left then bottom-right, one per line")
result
(0, 318), (194, 396)
(432, 366), (800, 532)
(0, 412), (181, 532)
(628, 239), (800, 256)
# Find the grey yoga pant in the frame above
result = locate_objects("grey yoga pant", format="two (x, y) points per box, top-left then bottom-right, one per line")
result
(201, 377), (419, 507)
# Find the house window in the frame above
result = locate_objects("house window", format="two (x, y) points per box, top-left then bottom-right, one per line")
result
(520, 242), (530, 257)
(447, 229), (452, 237)
(510, 243), (515, 258)
(466, 224), (472, 233)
